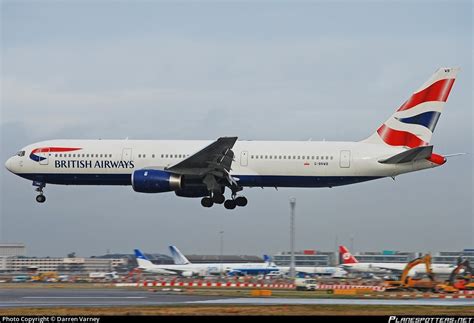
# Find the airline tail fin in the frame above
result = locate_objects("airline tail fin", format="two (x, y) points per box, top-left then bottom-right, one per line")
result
(168, 245), (191, 265)
(134, 249), (154, 268)
(263, 255), (272, 264)
(339, 245), (359, 264)
(363, 67), (459, 148)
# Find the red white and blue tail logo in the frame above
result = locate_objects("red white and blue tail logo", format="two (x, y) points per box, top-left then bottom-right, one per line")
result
(364, 67), (459, 148)
(30, 147), (82, 162)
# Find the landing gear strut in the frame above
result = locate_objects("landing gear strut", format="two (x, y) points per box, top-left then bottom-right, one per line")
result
(34, 183), (46, 203)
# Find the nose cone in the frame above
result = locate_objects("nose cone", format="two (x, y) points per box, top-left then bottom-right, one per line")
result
(5, 157), (14, 173)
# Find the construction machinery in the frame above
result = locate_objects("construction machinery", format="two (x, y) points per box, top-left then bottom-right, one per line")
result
(436, 259), (474, 293)
(384, 254), (437, 291)
(31, 271), (59, 282)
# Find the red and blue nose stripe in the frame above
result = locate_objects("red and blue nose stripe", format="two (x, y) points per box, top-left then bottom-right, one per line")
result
(30, 147), (82, 162)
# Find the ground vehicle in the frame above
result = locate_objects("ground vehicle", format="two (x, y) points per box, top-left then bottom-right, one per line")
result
(384, 254), (437, 291)
(436, 259), (474, 293)
(31, 271), (59, 282)
(295, 278), (318, 291)
(12, 275), (29, 283)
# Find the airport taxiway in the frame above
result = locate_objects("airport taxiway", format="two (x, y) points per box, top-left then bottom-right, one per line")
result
(1, 288), (473, 308)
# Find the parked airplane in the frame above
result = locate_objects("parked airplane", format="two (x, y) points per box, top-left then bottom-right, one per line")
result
(5, 68), (460, 209)
(134, 249), (280, 277)
(339, 246), (455, 275)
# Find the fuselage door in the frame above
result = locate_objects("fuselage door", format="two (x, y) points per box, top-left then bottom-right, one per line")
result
(340, 150), (351, 168)
(240, 151), (248, 167)
(39, 148), (50, 165)
(122, 148), (132, 161)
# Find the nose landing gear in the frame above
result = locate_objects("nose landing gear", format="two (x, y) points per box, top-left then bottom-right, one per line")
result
(33, 182), (46, 203)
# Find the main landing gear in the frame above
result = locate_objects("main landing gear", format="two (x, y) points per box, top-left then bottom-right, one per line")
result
(200, 193), (247, 210)
(34, 182), (46, 203)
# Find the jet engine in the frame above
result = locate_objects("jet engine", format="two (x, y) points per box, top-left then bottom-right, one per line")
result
(132, 169), (182, 193)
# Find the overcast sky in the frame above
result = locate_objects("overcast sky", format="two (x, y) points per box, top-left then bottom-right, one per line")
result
(1, 1), (472, 258)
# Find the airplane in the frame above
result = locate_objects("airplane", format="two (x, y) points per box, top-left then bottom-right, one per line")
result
(276, 265), (348, 278)
(134, 248), (280, 277)
(5, 68), (461, 209)
(169, 246), (346, 278)
(339, 245), (455, 275)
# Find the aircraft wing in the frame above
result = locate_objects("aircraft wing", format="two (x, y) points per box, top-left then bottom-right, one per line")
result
(166, 137), (238, 178)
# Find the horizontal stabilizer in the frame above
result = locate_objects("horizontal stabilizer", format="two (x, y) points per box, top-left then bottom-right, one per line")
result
(379, 146), (433, 164)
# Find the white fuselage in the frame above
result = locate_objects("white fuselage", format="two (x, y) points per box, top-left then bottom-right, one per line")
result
(341, 262), (455, 275)
(139, 260), (280, 276)
(5, 139), (441, 190)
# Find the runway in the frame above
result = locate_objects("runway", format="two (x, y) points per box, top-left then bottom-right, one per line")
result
(1, 288), (472, 308)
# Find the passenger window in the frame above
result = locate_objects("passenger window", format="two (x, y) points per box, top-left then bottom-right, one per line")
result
(331, 156), (333, 160)
(326, 156), (329, 160)
(279, 156), (282, 159)
(265, 155), (268, 159)
(68, 154), (71, 157)
(269, 156), (272, 159)
(311, 156), (314, 160)
(283, 156), (286, 159)
(161, 154), (164, 158)
(143, 154), (146, 158)
(152, 154), (155, 158)
(297, 156), (300, 160)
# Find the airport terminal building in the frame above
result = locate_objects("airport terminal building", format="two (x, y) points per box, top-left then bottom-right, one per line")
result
(1, 243), (472, 273)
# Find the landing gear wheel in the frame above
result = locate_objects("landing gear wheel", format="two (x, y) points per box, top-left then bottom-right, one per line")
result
(201, 197), (214, 208)
(36, 195), (46, 203)
(212, 194), (225, 204)
(224, 199), (236, 210)
(235, 196), (248, 207)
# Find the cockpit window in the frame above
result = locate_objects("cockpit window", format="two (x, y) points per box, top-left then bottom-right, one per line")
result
(16, 151), (25, 157)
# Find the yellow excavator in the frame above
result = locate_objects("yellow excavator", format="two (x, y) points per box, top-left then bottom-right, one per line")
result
(436, 259), (474, 293)
(384, 254), (437, 291)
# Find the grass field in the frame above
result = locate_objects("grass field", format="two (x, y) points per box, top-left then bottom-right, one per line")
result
(1, 304), (473, 316)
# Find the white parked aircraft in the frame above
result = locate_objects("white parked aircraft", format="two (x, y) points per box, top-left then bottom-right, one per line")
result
(339, 246), (455, 275)
(5, 68), (460, 209)
(169, 246), (346, 278)
(134, 249), (280, 277)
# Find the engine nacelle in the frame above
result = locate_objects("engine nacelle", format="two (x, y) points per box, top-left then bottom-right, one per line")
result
(132, 169), (182, 193)
(180, 271), (195, 277)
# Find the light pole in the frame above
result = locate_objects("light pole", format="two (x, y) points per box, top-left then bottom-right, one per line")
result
(219, 230), (224, 277)
(289, 197), (296, 279)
